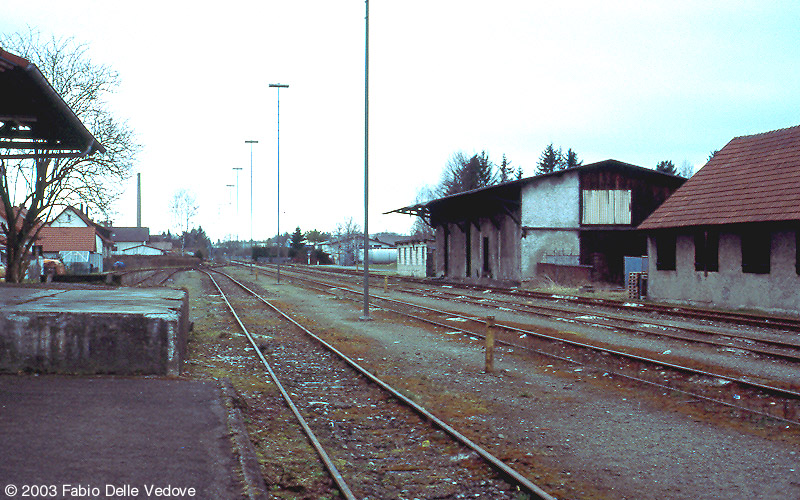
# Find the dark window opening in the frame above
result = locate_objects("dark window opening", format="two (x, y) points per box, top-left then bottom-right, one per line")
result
(465, 225), (471, 277)
(694, 230), (719, 272)
(655, 232), (676, 271)
(443, 230), (449, 275)
(796, 230), (800, 275)
(741, 229), (771, 274)
(482, 236), (490, 275)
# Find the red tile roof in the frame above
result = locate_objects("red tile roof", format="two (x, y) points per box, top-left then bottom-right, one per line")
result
(639, 125), (800, 229)
(37, 226), (97, 252)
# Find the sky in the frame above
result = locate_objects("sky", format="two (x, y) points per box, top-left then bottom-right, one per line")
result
(3, 1), (800, 242)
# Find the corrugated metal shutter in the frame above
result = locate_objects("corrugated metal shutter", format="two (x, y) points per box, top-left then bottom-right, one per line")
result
(582, 190), (631, 224)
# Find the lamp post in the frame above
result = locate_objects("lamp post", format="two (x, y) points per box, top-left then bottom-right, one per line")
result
(269, 83), (288, 284)
(232, 167), (242, 242)
(245, 140), (258, 246)
(226, 184), (234, 241)
(361, 0), (371, 320)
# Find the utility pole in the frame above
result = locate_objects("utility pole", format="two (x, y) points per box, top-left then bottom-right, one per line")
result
(361, 0), (371, 320)
(245, 140), (258, 246)
(269, 83), (288, 284)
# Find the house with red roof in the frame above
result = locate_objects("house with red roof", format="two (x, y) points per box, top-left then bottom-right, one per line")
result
(639, 125), (800, 314)
(38, 206), (113, 273)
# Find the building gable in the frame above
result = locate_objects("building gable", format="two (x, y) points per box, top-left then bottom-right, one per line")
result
(640, 124), (800, 229)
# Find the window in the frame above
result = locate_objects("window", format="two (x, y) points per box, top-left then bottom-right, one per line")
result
(741, 229), (771, 274)
(655, 232), (676, 271)
(582, 190), (632, 225)
(694, 230), (719, 272)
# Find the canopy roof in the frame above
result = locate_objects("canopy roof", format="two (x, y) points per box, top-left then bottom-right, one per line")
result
(0, 47), (105, 159)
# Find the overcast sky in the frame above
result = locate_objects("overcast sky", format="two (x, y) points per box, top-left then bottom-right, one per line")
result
(3, 1), (799, 242)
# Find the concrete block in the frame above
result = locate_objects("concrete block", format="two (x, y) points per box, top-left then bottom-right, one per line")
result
(0, 287), (188, 375)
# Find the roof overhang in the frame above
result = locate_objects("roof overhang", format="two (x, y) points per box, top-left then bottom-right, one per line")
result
(0, 48), (105, 160)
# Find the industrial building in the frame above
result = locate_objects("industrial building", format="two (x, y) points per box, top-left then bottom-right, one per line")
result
(396, 160), (684, 285)
(639, 125), (800, 315)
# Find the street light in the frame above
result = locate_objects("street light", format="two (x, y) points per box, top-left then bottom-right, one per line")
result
(269, 83), (288, 284)
(232, 167), (243, 242)
(226, 184), (235, 240)
(245, 140), (258, 246)
(361, 0), (371, 320)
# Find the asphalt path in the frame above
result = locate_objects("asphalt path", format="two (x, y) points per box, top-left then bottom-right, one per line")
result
(0, 376), (240, 500)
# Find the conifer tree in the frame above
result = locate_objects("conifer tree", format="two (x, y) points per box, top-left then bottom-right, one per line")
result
(536, 144), (565, 174)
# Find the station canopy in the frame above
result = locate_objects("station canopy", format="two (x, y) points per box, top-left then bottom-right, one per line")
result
(0, 47), (105, 160)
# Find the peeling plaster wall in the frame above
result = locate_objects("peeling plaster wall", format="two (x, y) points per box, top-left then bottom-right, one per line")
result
(520, 173), (580, 278)
(647, 228), (800, 315)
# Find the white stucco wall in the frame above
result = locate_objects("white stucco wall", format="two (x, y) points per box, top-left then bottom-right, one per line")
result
(51, 210), (88, 228)
(520, 172), (580, 278)
(647, 229), (800, 315)
(521, 172), (580, 228)
(397, 242), (428, 277)
(113, 241), (145, 255)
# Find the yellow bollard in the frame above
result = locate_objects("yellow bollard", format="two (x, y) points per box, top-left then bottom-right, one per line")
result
(383, 276), (388, 294)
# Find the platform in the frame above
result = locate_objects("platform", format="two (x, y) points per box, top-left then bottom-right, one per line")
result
(0, 285), (189, 375)
(0, 375), (241, 499)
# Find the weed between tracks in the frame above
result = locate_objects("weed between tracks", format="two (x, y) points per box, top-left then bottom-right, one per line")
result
(174, 271), (337, 499)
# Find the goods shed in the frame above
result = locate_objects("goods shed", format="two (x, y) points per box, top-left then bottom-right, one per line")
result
(394, 160), (684, 285)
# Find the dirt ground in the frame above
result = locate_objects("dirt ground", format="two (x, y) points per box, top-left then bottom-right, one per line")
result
(185, 268), (800, 500)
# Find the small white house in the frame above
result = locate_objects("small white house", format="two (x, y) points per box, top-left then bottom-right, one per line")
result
(109, 227), (150, 254)
(396, 238), (432, 277)
(118, 244), (166, 256)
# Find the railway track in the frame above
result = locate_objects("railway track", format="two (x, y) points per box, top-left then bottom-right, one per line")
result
(117, 267), (188, 287)
(204, 268), (556, 500)
(242, 263), (800, 426)
(397, 285), (800, 363)
(274, 262), (800, 334)
(261, 263), (800, 367)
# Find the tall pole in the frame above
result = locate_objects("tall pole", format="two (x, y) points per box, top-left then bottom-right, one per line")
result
(245, 140), (258, 247)
(361, 0), (371, 320)
(136, 173), (142, 227)
(269, 83), (288, 284)
(233, 167), (243, 242)
(226, 184), (234, 241)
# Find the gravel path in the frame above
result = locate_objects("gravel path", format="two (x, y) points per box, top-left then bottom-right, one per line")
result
(249, 271), (800, 500)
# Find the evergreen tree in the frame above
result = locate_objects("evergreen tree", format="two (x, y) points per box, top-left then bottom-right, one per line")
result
(437, 151), (497, 196)
(499, 154), (513, 182)
(564, 148), (583, 168)
(536, 144), (565, 174)
(289, 226), (306, 259)
(656, 160), (677, 175)
(472, 151), (495, 187)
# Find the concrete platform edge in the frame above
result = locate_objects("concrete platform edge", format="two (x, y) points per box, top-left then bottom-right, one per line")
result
(220, 378), (268, 500)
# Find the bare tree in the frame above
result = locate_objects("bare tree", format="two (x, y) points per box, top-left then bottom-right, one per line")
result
(334, 217), (361, 265)
(169, 189), (198, 233)
(410, 186), (434, 239)
(0, 30), (137, 282)
(679, 160), (695, 178)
